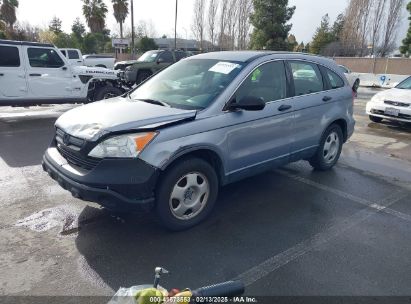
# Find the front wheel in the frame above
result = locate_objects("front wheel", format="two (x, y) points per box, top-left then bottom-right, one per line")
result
(309, 124), (343, 171)
(94, 86), (123, 101)
(155, 158), (219, 231)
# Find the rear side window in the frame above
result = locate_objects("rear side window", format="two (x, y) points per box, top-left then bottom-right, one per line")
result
(28, 48), (65, 68)
(325, 68), (344, 89)
(0, 45), (20, 67)
(68, 50), (80, 59)
(289, 61), (324, 96)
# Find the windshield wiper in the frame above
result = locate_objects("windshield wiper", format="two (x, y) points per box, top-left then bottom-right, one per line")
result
(136, 98), (171, 107)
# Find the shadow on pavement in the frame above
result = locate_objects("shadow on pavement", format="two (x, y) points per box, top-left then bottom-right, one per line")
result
(0, 116), (56, 167)
(75, 169), (363, 292)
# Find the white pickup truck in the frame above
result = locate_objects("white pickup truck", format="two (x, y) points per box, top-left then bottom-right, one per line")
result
(0, 40), (125, 106)
(60, 48), (116, 69)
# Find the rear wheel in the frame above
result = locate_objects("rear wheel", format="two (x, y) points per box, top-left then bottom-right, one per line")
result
(309, 124), (343, 171)
(94, 86), (123, 101)
(369, 115), (383, 123)
(155, 158), (218, 231)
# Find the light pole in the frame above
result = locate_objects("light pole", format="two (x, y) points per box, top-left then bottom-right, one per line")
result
(174, 0), (178, 50)
(131, 0), (135, 58)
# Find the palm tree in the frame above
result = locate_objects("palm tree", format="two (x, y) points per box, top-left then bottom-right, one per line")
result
(82, 0), (108, 33)
(0, 0), (19, 30)
(112, 0), (129, 38)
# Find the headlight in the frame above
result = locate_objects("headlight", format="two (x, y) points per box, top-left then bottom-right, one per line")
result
(88, 132), (157, 158)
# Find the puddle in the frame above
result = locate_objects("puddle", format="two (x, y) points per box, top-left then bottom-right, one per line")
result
(16, 205), (81, 233)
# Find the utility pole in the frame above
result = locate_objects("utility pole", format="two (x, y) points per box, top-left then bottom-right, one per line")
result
(174, 0), (178, 50)
(131, 0), (135, 58)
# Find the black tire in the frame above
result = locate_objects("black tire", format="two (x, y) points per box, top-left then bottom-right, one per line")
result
(94, 86), (123, 101)
(309, 124), (343, 171)
(369, 115), (383, 123)
(155, 157), (219, 231)
(136, 70), (152, 84)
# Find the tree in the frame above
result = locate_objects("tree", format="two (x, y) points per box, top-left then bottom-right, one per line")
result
(287, 34), (297, 51)
(137, 36), (158, 52)
(192, 0), (206, 51)
(82, 0), (108, 33)
(218, 0), (229, 50)
(112, 0), (128, 38)
(0, 0), (19, 29)
(401, 2), (411, 56)
(310, 14), (335, 54)
(49, 16), (62, 34)
(369, 0), (387, 56)
(380, 0), (404, 56)
(237, 0), (253, 50)
(207, 0), (218, 50)
(331, 13), (345, 40)
(72, 18), (86, 39)
(249, 0), (296, 50)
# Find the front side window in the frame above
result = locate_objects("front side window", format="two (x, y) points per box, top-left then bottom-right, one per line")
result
(130, 59), (244, 110)
(236, 61), (287, 104)
(290, 61), (324, 96)
(28, 48), (65, 68)
(325, 68), (344, 89)
(396, 76), (411, 90)
(159, 51), (174, 63)
(0, 45), (20, 67)
(68, 50), (80, 59)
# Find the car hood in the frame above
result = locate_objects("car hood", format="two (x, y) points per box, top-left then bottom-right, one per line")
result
(55, 97), (197, 141)
(375, 88), (411, 104)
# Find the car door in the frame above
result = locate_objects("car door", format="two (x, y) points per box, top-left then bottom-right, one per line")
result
(24, 46), (73, 98)
(0, 44), (27, 98)
(286, 60), (335, 161)
(225, 60), (294, 180)
(155, 51), (174, 72)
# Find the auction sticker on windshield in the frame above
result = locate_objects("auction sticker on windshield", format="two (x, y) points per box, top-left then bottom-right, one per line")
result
(209, 62), (240, 74)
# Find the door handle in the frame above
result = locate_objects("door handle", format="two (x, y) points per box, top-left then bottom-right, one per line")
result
(77, 61), (82, 63)
(0, 73), (4, 76)
(278, 104), (292, 112)
(29, 73), (42, 76)
(323, 96), (332, 102)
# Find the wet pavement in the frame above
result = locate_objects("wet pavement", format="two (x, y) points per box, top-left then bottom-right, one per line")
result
(0, 89), (411, 298)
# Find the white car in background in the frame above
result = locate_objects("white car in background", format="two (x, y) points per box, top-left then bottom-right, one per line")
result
(338, 65), (360, 92)
(366, 76), (411, 123)
(60, 48), (115, 69)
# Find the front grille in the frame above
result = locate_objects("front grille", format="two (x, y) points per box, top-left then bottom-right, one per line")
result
(55, 128), (100, 170)
(371, 109), (411, 120)
(384, 100), (410, 108)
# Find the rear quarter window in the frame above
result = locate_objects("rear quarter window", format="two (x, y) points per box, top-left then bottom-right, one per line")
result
(0, 45), (20, 67)
(68, 50), (80, 59)
(324, 68), (345, 89)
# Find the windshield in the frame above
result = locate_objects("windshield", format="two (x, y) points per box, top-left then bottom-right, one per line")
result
(137, 51), (160, 63)
(130, 59), (245, 110)
(396, 76), (411, 90)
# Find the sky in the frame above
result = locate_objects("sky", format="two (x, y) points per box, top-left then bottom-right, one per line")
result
(16, 0), (409, 46)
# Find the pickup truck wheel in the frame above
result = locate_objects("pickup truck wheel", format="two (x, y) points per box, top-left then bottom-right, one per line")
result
(309, 124), (343, 171)
(136, 70), (152, 84)
(155, 157), (218, 231)
(94, 86), (123, 101)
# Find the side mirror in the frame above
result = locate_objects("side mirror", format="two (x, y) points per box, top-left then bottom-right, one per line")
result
(230, 96), (265, 111)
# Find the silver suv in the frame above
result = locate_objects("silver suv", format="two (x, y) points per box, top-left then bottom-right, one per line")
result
(43, 51), (355, 230)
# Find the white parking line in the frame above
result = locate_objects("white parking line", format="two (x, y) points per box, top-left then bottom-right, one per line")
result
(233, 189), (407, 287)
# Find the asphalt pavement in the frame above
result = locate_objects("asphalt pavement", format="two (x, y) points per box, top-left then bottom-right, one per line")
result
(0, 89), (411, 300)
